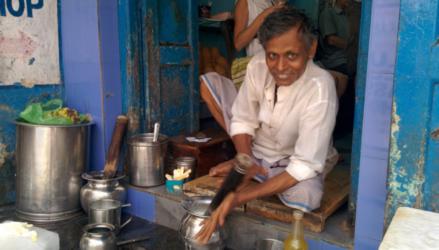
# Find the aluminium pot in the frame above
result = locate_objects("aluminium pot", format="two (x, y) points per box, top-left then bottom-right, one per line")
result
(15, 121), (92, 222)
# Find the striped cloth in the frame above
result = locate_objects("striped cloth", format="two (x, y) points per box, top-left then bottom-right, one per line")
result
(231, 56), (252, 90)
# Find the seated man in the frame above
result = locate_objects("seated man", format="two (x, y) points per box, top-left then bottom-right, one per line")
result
(197, 7), (339, 243)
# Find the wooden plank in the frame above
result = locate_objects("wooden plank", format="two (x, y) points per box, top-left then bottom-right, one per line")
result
(183, 165), (350, 233)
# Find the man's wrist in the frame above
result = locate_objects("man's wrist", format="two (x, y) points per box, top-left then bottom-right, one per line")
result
(233, 192), (243, 207)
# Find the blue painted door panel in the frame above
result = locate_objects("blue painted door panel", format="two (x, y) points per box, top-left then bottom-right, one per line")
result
(119, 0), (199, 136)
(159, 0), (189, 45)
(387, 0), (439, 222)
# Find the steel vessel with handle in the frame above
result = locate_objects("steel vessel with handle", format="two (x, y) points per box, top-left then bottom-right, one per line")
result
(80, 115), (129, 213)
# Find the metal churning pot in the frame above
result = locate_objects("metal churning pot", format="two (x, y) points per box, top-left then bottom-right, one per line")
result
(80, 171), (127, 214)
(179, 196), (225, 250)
(15, 121), (92, 222)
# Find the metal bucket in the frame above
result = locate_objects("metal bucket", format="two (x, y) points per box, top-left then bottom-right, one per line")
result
(128, 133), (168, 187)
(15, 121), (92, 222)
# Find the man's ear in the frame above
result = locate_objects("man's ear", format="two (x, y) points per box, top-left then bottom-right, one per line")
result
(308, 39), (318, 59)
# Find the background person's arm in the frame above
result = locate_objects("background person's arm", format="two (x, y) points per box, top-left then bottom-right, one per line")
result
(325, 34), (348, 49)
(233, 0), (282, 51)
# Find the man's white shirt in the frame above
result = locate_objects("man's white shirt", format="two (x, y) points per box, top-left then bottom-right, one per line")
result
(230, 52), (338, 181)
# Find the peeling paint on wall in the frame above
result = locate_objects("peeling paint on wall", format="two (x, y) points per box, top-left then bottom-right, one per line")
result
(386, 100), (426, 224)
(389, 101), (401, 168)
(127, 107), (140, 133)
(0, 104), (13, 113)
(0, 143), (10, 168)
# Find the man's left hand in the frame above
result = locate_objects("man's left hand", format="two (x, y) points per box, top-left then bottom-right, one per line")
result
(243, 164), (267, 183)
(195, 192), (238, 244)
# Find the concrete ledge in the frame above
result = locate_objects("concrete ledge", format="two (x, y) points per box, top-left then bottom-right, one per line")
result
(127, 184), (353, 250)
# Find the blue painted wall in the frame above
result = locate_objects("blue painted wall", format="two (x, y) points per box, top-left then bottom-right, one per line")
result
(62, 0), (122, 171)
(62, 0), (105, 172)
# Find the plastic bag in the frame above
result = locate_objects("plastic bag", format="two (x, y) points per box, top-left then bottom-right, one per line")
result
(19, 99), (90, 125)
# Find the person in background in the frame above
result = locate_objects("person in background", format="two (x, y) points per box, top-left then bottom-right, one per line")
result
(319, 0), (355, 136)
(318, 0), (352, 75)
(196, 7), (339, 244)
(230, 0), (287, 90)
(233, 0), (285, 56)
(199, 0), (286, 133)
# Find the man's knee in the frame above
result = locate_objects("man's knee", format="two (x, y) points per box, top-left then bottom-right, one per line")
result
(279, 177), (324, 211)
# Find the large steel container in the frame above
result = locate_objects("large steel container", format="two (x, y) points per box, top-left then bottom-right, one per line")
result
(15, 121), (92, 222)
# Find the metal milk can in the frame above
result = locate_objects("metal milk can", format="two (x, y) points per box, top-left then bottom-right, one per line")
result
(80, 171), (126, 214)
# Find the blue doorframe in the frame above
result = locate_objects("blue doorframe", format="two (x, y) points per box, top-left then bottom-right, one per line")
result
(353, 1), (400, 249)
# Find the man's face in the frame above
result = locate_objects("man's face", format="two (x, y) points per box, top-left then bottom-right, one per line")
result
(265, 27), (316, 86)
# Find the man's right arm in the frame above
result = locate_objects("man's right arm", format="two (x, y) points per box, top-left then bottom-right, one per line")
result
(232, 133), (253, 156)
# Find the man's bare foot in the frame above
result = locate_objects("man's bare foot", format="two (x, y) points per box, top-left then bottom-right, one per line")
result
(208, 159), (235, 177)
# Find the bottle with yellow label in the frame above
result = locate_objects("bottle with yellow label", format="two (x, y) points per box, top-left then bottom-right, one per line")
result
(283, 210), (308, 250)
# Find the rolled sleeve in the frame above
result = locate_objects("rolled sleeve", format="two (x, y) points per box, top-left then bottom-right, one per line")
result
(285, 160), (317, 181)
(230, 122), (256, 137)
(286, 95), (337, 181)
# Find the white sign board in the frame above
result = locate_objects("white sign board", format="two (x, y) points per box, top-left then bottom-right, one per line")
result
(0, 0), (60, 86)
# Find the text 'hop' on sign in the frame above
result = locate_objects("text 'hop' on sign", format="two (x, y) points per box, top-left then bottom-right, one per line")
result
(0, 0), (43, 18)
